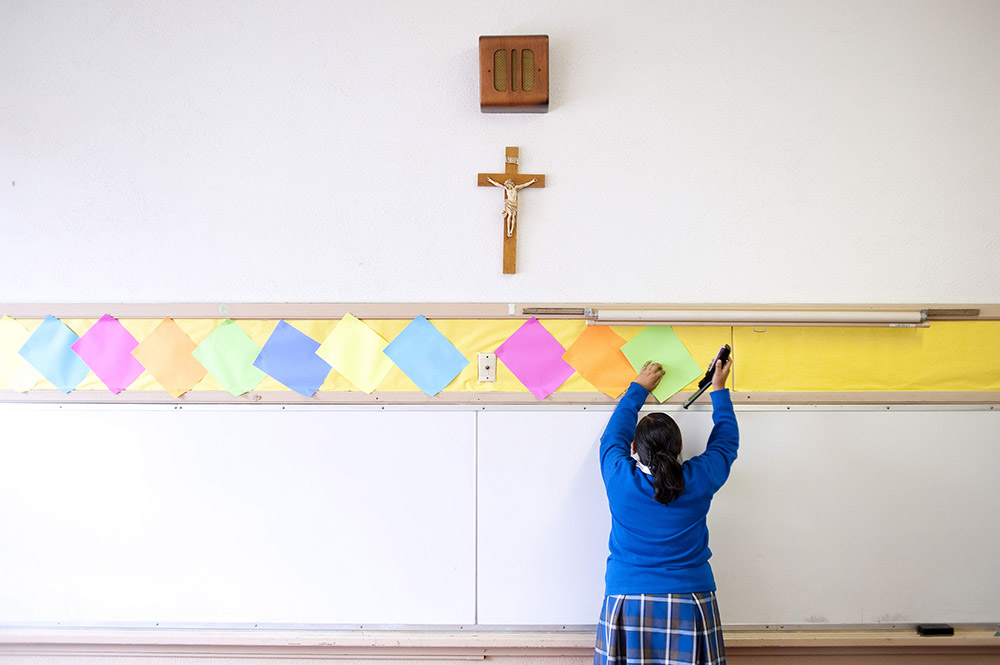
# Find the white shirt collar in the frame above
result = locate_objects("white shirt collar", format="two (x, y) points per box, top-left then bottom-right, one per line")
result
(631, 450), (653, 475)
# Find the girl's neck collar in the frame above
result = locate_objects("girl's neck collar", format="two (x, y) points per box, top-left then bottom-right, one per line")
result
(631, 450), (653, 475)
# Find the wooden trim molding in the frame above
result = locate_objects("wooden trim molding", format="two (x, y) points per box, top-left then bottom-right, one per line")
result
(1, 390), (998, 406)
(0, 628), (998, 660)
(1, 302), (998, 320)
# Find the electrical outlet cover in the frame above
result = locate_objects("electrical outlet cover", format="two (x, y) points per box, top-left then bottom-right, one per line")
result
(478, 353), (497, 382)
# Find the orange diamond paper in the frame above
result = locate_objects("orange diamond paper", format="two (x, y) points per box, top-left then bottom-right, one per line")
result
(561, 326), (635, 398)
(131, 318), (207, 397)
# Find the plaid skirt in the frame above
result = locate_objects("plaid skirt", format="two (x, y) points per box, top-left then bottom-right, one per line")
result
(594, 593), (726, 665)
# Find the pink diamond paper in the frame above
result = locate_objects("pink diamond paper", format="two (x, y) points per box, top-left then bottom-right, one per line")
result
(70, 314), (146, 394)
(495, 318), (576, 400)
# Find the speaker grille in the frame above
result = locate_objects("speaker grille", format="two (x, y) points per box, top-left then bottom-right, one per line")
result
(493, 49), (508, 91)
(521, 49), (535, 91)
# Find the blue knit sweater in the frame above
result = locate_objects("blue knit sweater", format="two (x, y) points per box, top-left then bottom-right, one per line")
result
(600, 382), (739, 595)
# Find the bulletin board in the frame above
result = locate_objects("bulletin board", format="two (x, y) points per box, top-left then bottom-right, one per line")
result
(2, 303), (998, 404)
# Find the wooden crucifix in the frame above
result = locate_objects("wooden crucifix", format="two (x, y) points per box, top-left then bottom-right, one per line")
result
(477, 146), (545, 274)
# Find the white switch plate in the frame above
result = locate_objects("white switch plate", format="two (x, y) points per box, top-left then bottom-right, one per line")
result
(478, 353), (496, 382)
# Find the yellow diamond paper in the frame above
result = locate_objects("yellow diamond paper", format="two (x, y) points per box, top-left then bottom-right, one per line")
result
(317, 313), (395, 393)
(0, 316), (42, 392)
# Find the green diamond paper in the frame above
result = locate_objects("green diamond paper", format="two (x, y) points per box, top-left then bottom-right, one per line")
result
(620, 326), (703, 402)
(192, 319), (267, 396)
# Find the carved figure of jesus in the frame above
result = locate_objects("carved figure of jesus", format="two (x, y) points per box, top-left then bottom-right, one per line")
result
(486, 177), (537, 237)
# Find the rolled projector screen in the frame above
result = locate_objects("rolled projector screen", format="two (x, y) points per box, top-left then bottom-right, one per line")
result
(593, 309), (927, 324)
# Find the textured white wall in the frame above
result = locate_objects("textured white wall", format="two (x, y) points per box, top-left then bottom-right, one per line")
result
(2, 0), (998, 304)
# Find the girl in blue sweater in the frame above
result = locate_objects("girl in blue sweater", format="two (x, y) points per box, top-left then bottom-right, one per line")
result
(594, 358), (738, 665)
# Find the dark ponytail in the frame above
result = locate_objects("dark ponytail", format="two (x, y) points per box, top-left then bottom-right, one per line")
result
(634, 412), (684, 505)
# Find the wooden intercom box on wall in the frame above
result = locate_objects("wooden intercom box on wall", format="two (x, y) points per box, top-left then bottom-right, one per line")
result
(479, 35), (549, 113)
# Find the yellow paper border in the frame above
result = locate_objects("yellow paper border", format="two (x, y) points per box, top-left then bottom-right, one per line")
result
(734, 322), (1000, 392)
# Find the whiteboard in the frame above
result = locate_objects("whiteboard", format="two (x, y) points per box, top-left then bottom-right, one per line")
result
(1, 403), (998, 629)
(477, 406), (1000, 626)
(0, 405), (476, 627)
(477, 409), (614, 625)
(712, 408), (1000, 625)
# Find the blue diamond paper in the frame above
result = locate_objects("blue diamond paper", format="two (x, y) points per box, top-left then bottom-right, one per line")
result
(252, 321), (331, 397)
(383, 316), (469, 396)
(18, 315), (91, 393)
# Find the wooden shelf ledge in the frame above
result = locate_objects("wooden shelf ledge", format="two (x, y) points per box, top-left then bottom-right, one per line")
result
(1, 628), (998, 659)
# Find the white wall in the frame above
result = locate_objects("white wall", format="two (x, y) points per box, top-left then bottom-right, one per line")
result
(2, 0), (997, 304)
